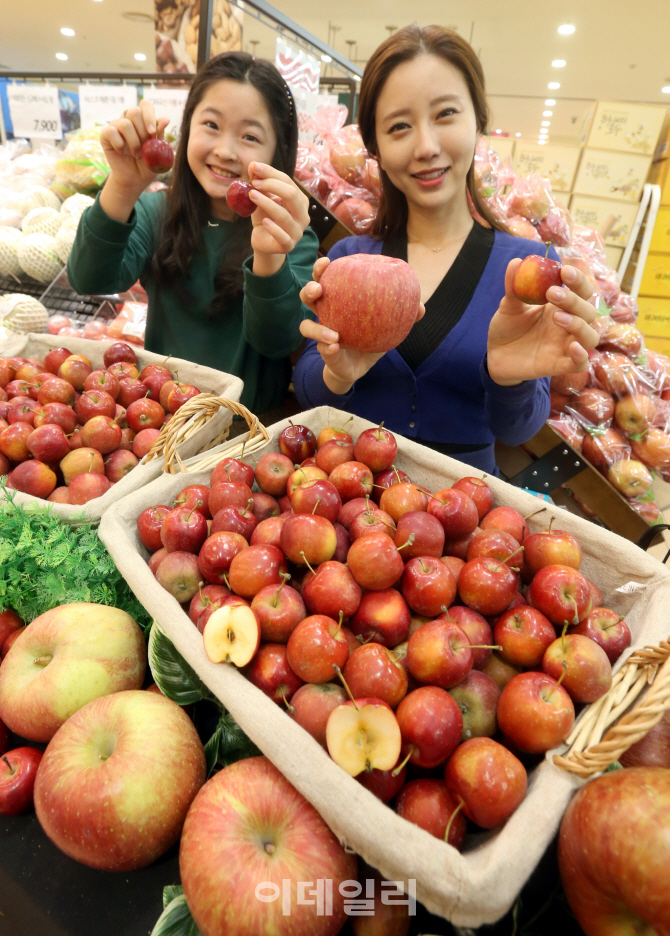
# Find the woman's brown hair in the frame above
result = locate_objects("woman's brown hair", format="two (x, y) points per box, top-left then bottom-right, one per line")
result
(357, 24), (506, 239)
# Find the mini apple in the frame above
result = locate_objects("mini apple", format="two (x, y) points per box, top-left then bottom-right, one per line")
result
(512, 251), (563, 305)
(228, 543), (287, 599)
(301, 559), (362, 621)
(356, 761), (406, 803)
(0, 746), (43, 814)
(353, 424), (398, 473)
(58, 356), (92, 390)
(528, 564), (592, 626)
(133, 427), (161, 458)
(68, 472), (112, 504)
(225, 179), (255, 216)
(291, 478), (342, 524)
(523, 526), (582, 576)
(33, 401), (77, 433)
(407, 618), (475, 688)
(395, 779), (466, 848)
(0, 422), (33, 461)
(197, 595), (249, 634)
(572, 388), (615, 425)
(126, 397), (165, 432)
(137, 504), (172, 552)
(84, 369), (120, 399)
(174, 483), (211, 518)
(315, 438), (355, 474)
(494, 606), (557, 668)
(80, 414), (123, 453)
(480, 505), (529, 542)
(347, 532), (404, 590)
(452, 476), (494, 520)
(250, 576), (305, 643)
(349, 589), (410, 648)
(250, 515), (287, 548)
(142, 369), (173, 402)
(328, 460), (374, 502)
(210, 457), (255, 488)
(167, 383), (200, 413)
(211, 503), (257, 540)
(76, 388), (117, 422)
(619, 710), (670, 768)
(343, 642), (408, 709)
(372, 466), (411, 505)
(279, 422), (317, 461)
(497, 671), (575, 753)
(339, 496), (372, 528)
(349, 504), (396, 541)
(118, 377), (150, 408)
(26, 423), (71, 463)
(394, 510), (444, 559)
(254, 452), (295, 496)
(156, 550), (203, 603)
(161, 506), (209, 554)
(440, 605), (493, 670)
(9, 460), (57, 499)
(280, 513), (337, 566)
(0, 610), (23, 651)
(326, 697), (402, 776)
(582, 427), (631, 470)
(427, 488), (479, 540)
(574, 607), (631, 664)
(197, 530), (247, 584)
(458, 556), (519, 616)
(188, 584), (231, 625)
(209, 480), (253, 516)
(287, 614), (350, 683)
(43, 347), (73, 375)
(108, 362), (139, 382)
(316, 421), (354, 449)
(103, 342), (137, 368)
(448, 670), (501, 741)
(141, 136), (174, 173)
(543, 633), (612, 703)
(289, 682), (348, 748)
(395, 685), (463, 768)
(7, 398), (41, 426)
(444, 737), (527, 829)
(245, 643), (303, 705)
(401, 556), (456, 617)
(203, 603), (261, 666)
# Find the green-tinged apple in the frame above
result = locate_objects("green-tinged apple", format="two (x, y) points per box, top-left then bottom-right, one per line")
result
(34, 690), (205, 870)
(512, 250), (562, 305)
(315, 254), (421, 353)
(180, 756), (357, 936)
(0, 603), (146, 742)
(558, 767), (670, 936)
(448, 670), (500, 741)
(481, 651), (522, 690)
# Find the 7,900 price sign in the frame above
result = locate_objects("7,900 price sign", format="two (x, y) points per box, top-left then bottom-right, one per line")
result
(7, 85), (63, 140)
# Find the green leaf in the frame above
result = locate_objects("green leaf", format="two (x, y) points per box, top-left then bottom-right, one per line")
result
(605, 760), (623, 771)
(148, 624), (213, 706)
(204, 725), (224, 778)
(163, 885), (184, 910)
(203, 712), (261, 776)
(151, 893), (202, 936)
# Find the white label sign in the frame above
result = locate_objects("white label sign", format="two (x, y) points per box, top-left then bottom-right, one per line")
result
(7, 84), (62, 140)
(79, 85), (138, 130)
(141, 87), (189, 141)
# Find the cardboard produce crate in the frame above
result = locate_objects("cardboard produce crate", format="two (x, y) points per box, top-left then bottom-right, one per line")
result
(649, 158), (670, 206)
(573, 148), (653, 203)
(1, 334), (243, 524)
(99, 405), (670, 928)
(513, 142), (581, 194)
(649, 206), (670, 253)
(580, 101), (668, 157)
(639, 253), (670, 298)
(569, 194), (638, 248)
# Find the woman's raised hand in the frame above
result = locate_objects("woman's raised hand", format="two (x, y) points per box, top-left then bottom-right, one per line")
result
(100, 100), (171, 195)
(299, 257), (425, 395)
(486, 260), (600, 386)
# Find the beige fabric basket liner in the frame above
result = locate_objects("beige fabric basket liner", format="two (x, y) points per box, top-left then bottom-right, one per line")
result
(1, 334), (243, 525)
(98, 406), (670, 927)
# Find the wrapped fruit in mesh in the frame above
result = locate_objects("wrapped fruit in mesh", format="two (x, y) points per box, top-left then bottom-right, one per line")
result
(0, 294), (49, 334)
(22, 206), (63, 238)
(0, 228), (23, 278)
(0, 208), (22, 229)
(17, 233), (62, 283)
(55, 219), (79, 264)
(60, 193), (95, 223)
(19, 185), (61, 217)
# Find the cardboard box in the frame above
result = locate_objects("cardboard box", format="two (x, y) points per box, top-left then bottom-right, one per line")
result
(648, 159), (670, 207)
(640, 253), (670, 298)
(487, 135), (515, 162)
(573, 148), (652, 203)
(637, 295), (670, 340)
(513, 142), (580, 193)
(605, 244), (624, 271)
(654, 112), (670, 161)
(650, 206), (670, 253)
(582, 100), (668, 157)
(569, 194), (638, 247)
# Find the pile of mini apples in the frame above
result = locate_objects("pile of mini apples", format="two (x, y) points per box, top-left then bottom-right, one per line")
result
(0, 341), (202, 504)
(139, 419), (629, 846)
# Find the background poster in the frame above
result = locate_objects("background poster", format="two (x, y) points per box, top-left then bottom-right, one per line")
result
(154, 0), (243, 74)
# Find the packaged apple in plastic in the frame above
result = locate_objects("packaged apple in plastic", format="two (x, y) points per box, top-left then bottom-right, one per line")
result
(327, 187), (377, 234)
(108, 301), (147, 346)
(506, 215), (542, 240)
(547, 412), (585, 452)
(504, 174), (553, 224)
(327, 124), (368, 187)
(581, 425), (632, 473)
(536, 203), (573, 247)
(610, 294), (639, 324)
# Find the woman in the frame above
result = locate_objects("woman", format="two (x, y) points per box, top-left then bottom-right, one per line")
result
(293, 25), (598, 474)
(68, 52), (318, 419)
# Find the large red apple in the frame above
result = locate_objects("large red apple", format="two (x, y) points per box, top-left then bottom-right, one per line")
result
(34, 690), (205, 870)
(558, 767), (670, 936)
(315, 254), (421, 353)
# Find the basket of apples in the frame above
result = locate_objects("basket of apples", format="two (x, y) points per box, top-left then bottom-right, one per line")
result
(0, 333), (243, 524)
(98, 405), (670, 928)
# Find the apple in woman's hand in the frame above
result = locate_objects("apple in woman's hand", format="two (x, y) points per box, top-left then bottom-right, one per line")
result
(512, 251), (563, 305)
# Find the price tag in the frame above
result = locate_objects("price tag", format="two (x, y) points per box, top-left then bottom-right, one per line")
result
(141, 87), (189, 140)
(79, 85), (138, 131)
(7, 84), (62, 140)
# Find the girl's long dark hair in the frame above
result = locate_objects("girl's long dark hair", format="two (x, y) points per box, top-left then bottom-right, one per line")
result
(153, 52), (298, 312)
(357, 24), (507, 239)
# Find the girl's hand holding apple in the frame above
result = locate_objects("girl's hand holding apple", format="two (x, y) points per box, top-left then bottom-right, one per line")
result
(247, 163), (310, 276)
(486, 260), (600, 387)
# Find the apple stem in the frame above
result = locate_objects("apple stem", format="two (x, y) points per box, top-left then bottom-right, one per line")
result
(548, 516), (555, 534)
(272, 573), (291, 608)
(524, 507), (547, 522)
(280, 690), (295, 715)
(493, 546), (524, 572)
(161, 354), (172, 368)
(545, 661), (568, 701)
(393, 466), (402, 483)
(445, 798), (465, 845)
(332, 664), (359, 709)
(312, 497), (322, 516)
(33, 655), (53, 667)
(396, 533), (415, 553)
(301, 553), (316, 576)
(392, 749), (413, 777)
(568, 597), (580, 627)
(603, 617), (625, 630)
(333, 610), (344, 637)
(468, 644), (503, 651)
(419, 558), (429, 574)
(223, 572), (230, 591)
(560, 620), (569, 653)
(441, 605), (452, 621)
(1, 755), (15, 776)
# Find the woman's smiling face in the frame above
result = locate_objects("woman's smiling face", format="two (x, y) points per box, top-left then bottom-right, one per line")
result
(374, 54), (478, 215)
(187, 78), (277, 218)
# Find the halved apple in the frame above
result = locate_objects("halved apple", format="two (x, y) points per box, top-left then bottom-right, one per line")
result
(326, 698), (402, 777)
(202, 605), (260, 667)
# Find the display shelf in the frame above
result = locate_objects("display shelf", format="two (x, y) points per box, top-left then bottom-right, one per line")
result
(0, 269), (119, 325)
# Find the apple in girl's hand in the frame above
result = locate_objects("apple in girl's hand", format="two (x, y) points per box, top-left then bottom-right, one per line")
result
(353, 424), (398, 473)
(326, 698), (402, 776)
(452, 477), (494, 520)
(0, 747), (43, 814)
(188, 584), (231, 625)
(203, 603), (260, 666)
(251, 576), (305, 643)
(343, 643), (408, 709)
(287, 614), (349, 684)
(439, 605), (493, 670)
(494, 606), (557, 669)
(448, 670), (501, 741)
(226, 179), (255, 216)
(395, 779), (466, 848)
(543, 633), (612, 703)
(574, 607), (631, 664)
(228, 543), (287, 599)
(315, 254), (421, 353)
(445, 737), (527, 829)
(349, 589), (410, 648)
(512, 250), (563, 305)
(497, 671), (574, 753)
(357, 761), (406, 803)
(528, 564), (592, 626)
(141, 137), (174, 174)
(288, 682), (348, 748)
(407, 619), (474, 688)
(279, 422), (317, 462)
(395, 685), (463, 768)
(301, 560), (362, 621)
(244, 643), (303, 705)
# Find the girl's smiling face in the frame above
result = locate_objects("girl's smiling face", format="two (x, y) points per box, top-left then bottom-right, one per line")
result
(187, 78), (277, 218)
(374, 54), (478, 217)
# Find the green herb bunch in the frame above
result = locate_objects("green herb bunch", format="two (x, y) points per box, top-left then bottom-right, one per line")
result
(0, 488), (151, 628)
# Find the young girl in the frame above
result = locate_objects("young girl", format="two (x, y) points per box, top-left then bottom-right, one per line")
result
(68, 52), (318, 419)
(293, 26), (599, 475)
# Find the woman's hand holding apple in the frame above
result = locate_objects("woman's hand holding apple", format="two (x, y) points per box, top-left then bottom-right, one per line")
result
(299, 258), (425, 395)
(486, 260), (599, 387)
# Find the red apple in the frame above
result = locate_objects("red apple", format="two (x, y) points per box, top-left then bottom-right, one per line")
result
(347, 532), (404, 590)
(67, 472), (112, 504)
(225, 179), (255, 216)
(76, 389), (116, 422)
(328, 460), (374, 501)
(156, 550), (203, 603)
(301, 560), (362, 621)
(167, 383), (200, 414)
(118, 377), (149, 409)
(8, 460), (57, 499)
(353, 424), (398, 473)
(574, 607), (631, 664)
(427, 488), (479, 540)
(188, 584), (232, 625)
(480, 505), (530, 542)
(394, 510), (444, 559)
(343, 642), (408, 709)
(244, 643), (303, 705)
(395, 778), (466, 848)
(279, 422), (317, 462)
(84, 369), (120, 399)
(126, 397), (165, 432)
(80, 414), (122, 453)
(287, 614), (350, 683)
(407, 618), (474, 688)
(395, 685), (463, 768)
(494, 606), (557, 668)
(356, 761), (406, 803)
(27, 423), (70, 462)
(452, 477), (494, 520)
(108, 362), (139, 382)
(448, 670), (501, 741)
(619, 710), (670, 768)
(47, 487), (70, 504)
(210, 503), (257, 540)
(372, 466), (411, 505)
(228, 544), (287, 599)
(542, 633), (612, 703)
(142, 136), (174, 173)
(339, 496), (373, 528)
(198, 531), (248, 584)
(250, 515), (287, 549)
(497, 670), (575, 752)
(291, 478), (342, 524)
(512, 253), (563, 304)
(161, 506), (209, 554)
(209, 480), (253, 516)
(401, 556), (456, 617)
(439, 605), (493, 670)
(0, 422), (33, 460)
(174, 484), (211, 518)
(103, 342), (138, 368)
(316, 422), (354, 448)
(444, 737), (527, 828)
(458, 556), (518, 617)
(210, 457), (255, 488)
(0, 746), (43, 814)
(58, 356), (92, 390)
(7, 398), (41, 426)
(33, 401), (77, 433)
(255, 452), (294, 496)
(349, 589), (410, 647)
(43, 347), (72, 375)
(582, 427), (630, 470)
(315, 439), (355, 474)
(289, 682), (348, 748)
(251, 576), (305, 643)
(523, 527), (582, 576)
(528, 564), (592, 626)
(0, 610), (23, 650)
(280, 513), (337, 566)
(132, 427), (161, 459)
(137, 504), (172, 552)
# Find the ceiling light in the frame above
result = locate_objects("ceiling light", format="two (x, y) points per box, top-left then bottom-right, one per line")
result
(541, 121), (551, 127)
(61, 27), (75, 36)
(552, 60), (566, 68)
(543, 110), (553, 117)
(134, 53), (146, 61)
(515, 132), (521, 137)
(558, 24), (575, 34)
(538, 140), (547, 145)
(321, 54), (332, 63)
(545, 98), (556, 106)
(495, 129), (502, 134)
(663, 86), (670, 94)
(548, 82), (560, 90)
(56, 52), (68, 60)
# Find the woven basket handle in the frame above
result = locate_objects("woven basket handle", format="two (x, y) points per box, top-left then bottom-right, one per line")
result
(554, 640), (670, 778)
(144, 394), (269, 475)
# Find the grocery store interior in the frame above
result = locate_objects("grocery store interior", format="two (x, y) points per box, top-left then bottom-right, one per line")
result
(2, 2), (670, 935)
